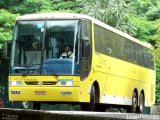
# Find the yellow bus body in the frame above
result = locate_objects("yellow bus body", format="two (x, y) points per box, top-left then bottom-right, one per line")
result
(9, 53), (155, 106)
(9, 13), (155, 108)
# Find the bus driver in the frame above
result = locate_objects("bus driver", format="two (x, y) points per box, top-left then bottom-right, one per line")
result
(60, 45), (73, 59)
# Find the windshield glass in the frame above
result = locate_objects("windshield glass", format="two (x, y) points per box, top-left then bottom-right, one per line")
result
(11, 20), (80, 75)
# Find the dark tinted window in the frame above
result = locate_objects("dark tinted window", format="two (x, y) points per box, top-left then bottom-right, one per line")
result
(94, 24), (154, 69)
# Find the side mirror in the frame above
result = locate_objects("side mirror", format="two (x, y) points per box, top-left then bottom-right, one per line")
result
(2, 41), (11, 59)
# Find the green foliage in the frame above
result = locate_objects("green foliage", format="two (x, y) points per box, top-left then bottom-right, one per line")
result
(156, 83), (160, 103)
(49, 0), (82, 13)
(80, 0), (136, 35)
(128, 0), (160, 43)
(8, 0), (82, 14)
(0, 9), (18, 44)
(156, 64), (160, 103)
(147, 2), (160, 20)
(8, 0), (51, 14)
(154, 20), (160, 103)
(153, 20), (160, 61)
(0, 0), (24, 8)
(128, 0), (152, 15)
(129, 14), (155, 42)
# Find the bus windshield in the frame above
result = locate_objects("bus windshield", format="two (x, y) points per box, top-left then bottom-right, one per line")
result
(11, 20), (80, 75)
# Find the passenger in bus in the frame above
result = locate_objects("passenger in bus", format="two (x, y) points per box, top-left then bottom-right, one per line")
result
(60, 45), (73, 59)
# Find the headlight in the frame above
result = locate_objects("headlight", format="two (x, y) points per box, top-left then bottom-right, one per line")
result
(9, 81), (24, 86)
(58, 80), (73, 86)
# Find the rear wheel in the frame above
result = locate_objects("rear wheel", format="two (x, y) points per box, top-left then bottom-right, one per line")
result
(127, 92), (138, 113)
(138, 93), (145, 113)
(33, 102), (41, 110)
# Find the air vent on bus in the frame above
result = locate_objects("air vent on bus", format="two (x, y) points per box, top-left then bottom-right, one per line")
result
(42, 81), (57, 85)
(25, 81), (38, 85)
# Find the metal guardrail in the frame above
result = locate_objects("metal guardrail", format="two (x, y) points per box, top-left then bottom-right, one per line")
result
(0, 109), (160, 120)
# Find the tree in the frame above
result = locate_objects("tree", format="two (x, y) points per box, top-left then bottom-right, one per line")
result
(0, 9), (18, 45)
(80, 0), (136, 35)
(156, 64), (160, 103)
(50, 0), (82, 13)
(129, 14), (155, 42)
(8, 0), (82, 14)
(147, 1), (160, 20)
(128, 0), (158, 43)
(8, 0), (52, 14)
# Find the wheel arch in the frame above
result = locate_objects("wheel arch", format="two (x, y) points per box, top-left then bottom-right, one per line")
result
(140, 90), (145, 97)
(133, 88), (138, 97)
(133, 88), (138, 103)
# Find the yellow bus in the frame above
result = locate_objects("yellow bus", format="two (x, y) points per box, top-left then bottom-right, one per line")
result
(8, 13), (155, 113)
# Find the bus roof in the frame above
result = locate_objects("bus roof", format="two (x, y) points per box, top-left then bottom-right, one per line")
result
(17, 12), (152, 48)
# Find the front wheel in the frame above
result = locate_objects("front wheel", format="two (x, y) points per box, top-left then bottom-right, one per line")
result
(80, 85), (96, 111)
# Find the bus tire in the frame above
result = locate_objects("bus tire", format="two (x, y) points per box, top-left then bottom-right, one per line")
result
(138, 92), (145, 113)
(90, 85), (96, 111)
(127, 92), (138, 113)
(80, 85), (96, 111)
(33, 102), (41, 110)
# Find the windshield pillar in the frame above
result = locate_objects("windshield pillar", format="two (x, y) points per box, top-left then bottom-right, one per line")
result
(40, 21), (47, 75)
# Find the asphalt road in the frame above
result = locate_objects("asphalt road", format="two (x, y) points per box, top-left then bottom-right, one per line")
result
(48, 111), (160, 120)
(0, 109), (160, 120)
